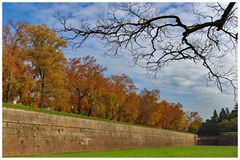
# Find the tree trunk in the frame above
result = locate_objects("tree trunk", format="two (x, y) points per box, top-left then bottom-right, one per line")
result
(77, 94), (81, 114)
(110, 109), (115, 120)
(116, 107), (123, 121)
(6, 73), (12, 103)
(40, 75), (45, 108)
(87, 107), (92, 116)
(104, 109), (108, 118)
(137, 113), (143, 124)
(76, 88), (89, 114)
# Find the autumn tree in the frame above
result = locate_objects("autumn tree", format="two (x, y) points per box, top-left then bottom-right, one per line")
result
(136, 88), (160, 125)
(66, 56), (106, 114)
(3, 23), (26, 103)
(2, 22), (204, 133)
(107, 74), (138, 121)
(57, 2), (237, 96)
(20, 24), (67, 108)
(15, 65), (36, 106)
(185, 111), (203, 133)
(150, 101), (188, 131)
(89, 75), (111, 117)
(148, 100), (166, 128)
(118, 92), (140, 123)
(167, 103), (188, 131)
(43, 57), (70, 111)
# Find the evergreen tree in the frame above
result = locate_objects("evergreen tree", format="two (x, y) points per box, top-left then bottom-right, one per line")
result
(197, 121), (220, 136)
(198, 105), (238, 136)
(211, 109), (218, 122)
(219, 108), (227, 121)
(225, 107), (230, 120)
(230, 103), (238, 119)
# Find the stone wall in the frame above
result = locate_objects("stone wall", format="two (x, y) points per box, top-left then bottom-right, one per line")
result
(3, 108), (197, 156)
(198, 134), (238, 146)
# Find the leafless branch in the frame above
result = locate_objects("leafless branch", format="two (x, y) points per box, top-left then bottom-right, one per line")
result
(56, 2), (238, 98)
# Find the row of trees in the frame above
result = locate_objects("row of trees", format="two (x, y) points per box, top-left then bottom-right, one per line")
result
(197, 104), (238, 136)
(3, 22), (202, 132)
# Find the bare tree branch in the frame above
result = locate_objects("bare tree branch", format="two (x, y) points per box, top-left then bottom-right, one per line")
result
(56, 2), (238, 98)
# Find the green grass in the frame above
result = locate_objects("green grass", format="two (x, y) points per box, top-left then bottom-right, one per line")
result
(3, 103), (124, 124)
(27, 146), (238, 157)
(3, 104), (238, 157)
(3, 103), (161, 130)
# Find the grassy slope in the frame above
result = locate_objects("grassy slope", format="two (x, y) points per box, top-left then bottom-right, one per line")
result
(29, 146), (238, 157)
(3, 103), (131, 124)
(3, 103), (163, 130)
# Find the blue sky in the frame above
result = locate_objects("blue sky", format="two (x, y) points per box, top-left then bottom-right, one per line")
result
(2, 2), (237, 120)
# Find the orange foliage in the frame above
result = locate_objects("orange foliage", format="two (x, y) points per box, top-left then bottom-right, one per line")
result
(3, 22), (201, 133)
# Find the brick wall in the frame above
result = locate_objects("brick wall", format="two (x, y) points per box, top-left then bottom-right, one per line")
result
(3, 108), (197, 156)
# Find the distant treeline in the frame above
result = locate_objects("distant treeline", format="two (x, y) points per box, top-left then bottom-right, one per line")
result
(197, 104), (238, 136)
(3, 22), (203, 132)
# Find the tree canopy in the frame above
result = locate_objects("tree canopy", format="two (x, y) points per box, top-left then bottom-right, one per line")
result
(3, 22), (202, 132)
(197, 105), (238, 136)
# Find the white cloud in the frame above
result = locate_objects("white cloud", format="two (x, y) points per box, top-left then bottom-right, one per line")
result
(3, 2), (237, 120)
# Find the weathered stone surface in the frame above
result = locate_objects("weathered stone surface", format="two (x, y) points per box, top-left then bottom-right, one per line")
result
(3, 108), (197, 156)
(198, 134), (237, 146)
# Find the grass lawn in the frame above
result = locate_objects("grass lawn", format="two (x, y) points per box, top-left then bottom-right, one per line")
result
(4, 104), (238, 158)
(29, 146), (237, 158)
